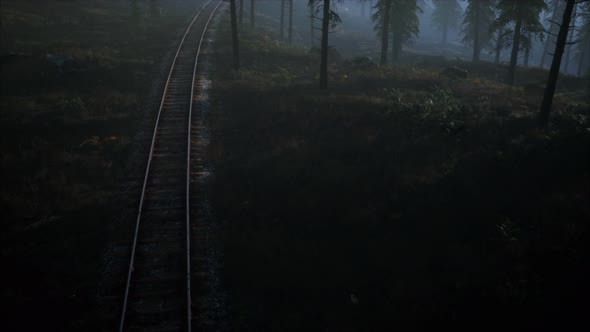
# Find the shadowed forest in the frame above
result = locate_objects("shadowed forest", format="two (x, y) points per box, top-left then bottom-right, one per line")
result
(1, 0), (589, 331)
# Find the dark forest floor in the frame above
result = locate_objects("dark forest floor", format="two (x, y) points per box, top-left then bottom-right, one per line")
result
(208, 14), (590, 331)
(1, 2), (589, 331)
(0, 1), (198, 330)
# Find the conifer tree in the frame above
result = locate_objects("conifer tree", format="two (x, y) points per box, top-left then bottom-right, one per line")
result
(308, 0), (342, 89)
(539, 0), (579, 125)
(431, 0), (462, 47)
(462, 0), (496, 62)
(373, 0), (421, 64)
(492, 0), (547, 85)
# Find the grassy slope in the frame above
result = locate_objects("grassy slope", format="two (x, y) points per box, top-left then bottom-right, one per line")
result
(0, 1), (196, 329)
(208, 14), (590, 331)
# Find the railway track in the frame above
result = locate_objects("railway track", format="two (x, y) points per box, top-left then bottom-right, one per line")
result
(119, 1), (222, 331)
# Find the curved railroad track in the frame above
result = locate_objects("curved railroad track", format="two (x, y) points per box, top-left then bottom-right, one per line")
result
(119, 1), (222, 330)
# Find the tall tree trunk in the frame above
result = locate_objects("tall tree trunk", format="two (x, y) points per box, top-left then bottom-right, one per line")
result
(239, 0), (243, 25)
(230, 0), (240, 71)
(250, 0), (255, 28)
(508, 13), (523, 85)
(524, 31), (531, 68)
(320, 0), (330, 89)
(495, 30), (502, 64)
(280, 0), (285, 40)
(539, 0), (575, 126)
(380, 0), (392, 65)
(564, 4), (577, 73)
(540, 0), (560, 68)
(472, 2), (480, 62)
(288, 0), (293, 44)
(310, 4), (315, 48)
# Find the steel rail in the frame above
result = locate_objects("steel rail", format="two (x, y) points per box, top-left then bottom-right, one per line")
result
(118, 1), (215, 331)
(186, 1), (223, 331)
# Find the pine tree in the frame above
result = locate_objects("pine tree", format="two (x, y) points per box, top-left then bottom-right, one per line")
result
(309, 2), (316, 48)
(462, 0), (496, 62)
(374, 0), (392, 65)
(539, 0), (578, 125)
(431, 0), (462, 47)
(320, 0), (330, 89)
(523, 31), (533, 67)
(373, 0), (421, 64)
(493, 0), (547, 85)
(519, 27), (543, 67)
(230, 0), (240, 71)
(288, 0), (293, 44)
(308, 0), (342, 89)
(490, 28), (511, 64)
(280, 0), (285, 40)
(390, 0), (421, 62)
(250, 0), (255, 28)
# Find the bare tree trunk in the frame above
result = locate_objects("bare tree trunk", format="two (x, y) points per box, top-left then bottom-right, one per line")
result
(508, 13), (523, 85)
(280, 0), (285, 40)
(320, 0), (329, 89)
(239, 0), (243, 25)
(380, 0), (392, 65)
(250, 0), (255, 28)
(472, 1), (480, 62)
(230, 0), (240, 71)
(524, 31), (531, 68)
(310, 4), (315, 48)
(539, 0), (575, 126)
(288, 0), (293, 44)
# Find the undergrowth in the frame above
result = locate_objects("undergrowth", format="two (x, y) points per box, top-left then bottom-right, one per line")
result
(208, 12), (590, 331)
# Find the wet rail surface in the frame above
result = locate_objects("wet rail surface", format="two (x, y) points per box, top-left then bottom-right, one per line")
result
(119, 1), (222, 331)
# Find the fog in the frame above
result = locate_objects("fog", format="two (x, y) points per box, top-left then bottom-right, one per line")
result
(2, 0), (588, 330)
(250, 0), (584, 75)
